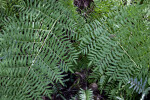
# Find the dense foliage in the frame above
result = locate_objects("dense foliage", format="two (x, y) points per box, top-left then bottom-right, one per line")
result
(0, 0), (150, 100)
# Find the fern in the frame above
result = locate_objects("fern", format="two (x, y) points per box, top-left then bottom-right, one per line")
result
(0, 0), (150, 99)
(0, 0), (84, 99)
(141, 87), (150, 100)
(69, 88), (94, 100)
(83, 1), (149, 99)
(128, 77), (147, 94)
(106, 4), (150, 68)
(128, 77), (150, 100)
(0, 0), (6, 10)
(79, 88), (94, 100)
(80, 16), (142, 84)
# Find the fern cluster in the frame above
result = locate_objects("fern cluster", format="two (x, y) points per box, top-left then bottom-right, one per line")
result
(0, 0), (150, 99)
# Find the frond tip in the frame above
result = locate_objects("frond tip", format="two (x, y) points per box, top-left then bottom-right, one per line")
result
(79, 88), (94, 100)
(128, 77), (147, 94)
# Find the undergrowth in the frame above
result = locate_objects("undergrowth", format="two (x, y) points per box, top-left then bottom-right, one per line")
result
(0, 0), (150, 100)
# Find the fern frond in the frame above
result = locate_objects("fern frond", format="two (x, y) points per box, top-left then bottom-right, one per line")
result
(105, 4), (150, 68)
(79, 88), (94, 100)
(0, 0), (82, 99)
(141, 87), (150, 100)
(18, 0), (85, 41)
(81, 3), (149, 100)
(0, 0), (6, 10)
(128, 77), (147, 94)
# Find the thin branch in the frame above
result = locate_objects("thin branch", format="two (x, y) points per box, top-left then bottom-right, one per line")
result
(118, 42), (139, 68)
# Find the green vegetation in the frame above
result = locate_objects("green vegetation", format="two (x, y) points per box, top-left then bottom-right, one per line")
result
(0, 0), (150, 100)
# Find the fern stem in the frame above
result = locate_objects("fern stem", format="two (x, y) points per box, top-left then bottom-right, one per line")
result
(27, 16), (60, 76)
(118, 42), (139, 68)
